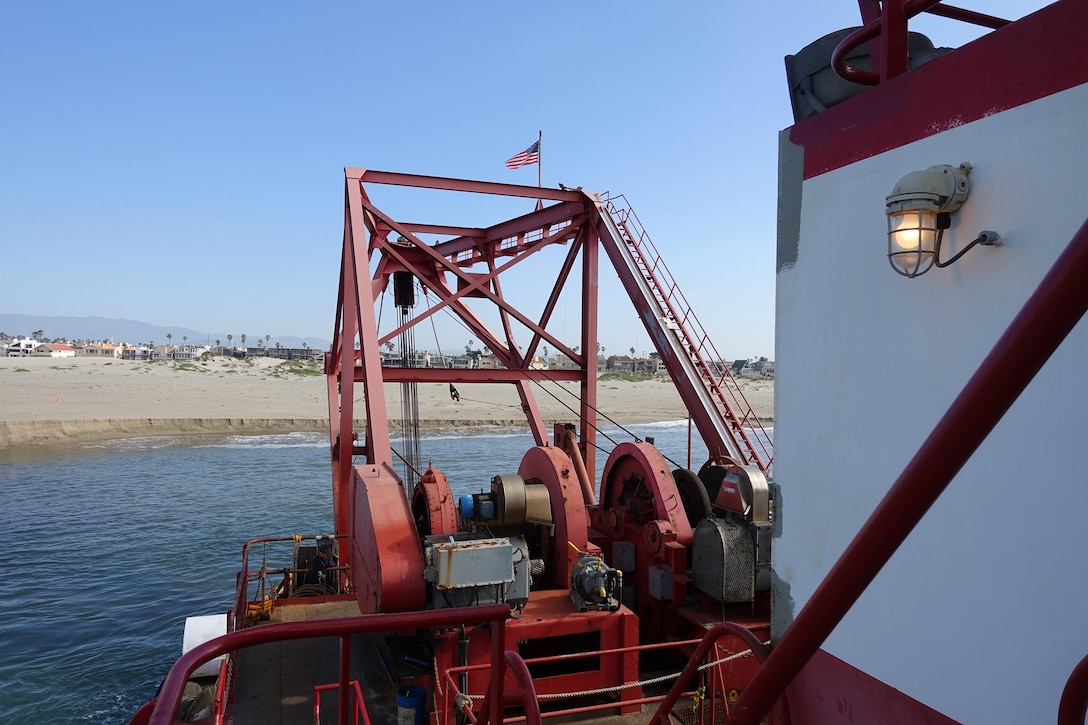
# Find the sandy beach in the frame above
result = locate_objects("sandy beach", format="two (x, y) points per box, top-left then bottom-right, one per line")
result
(0, 356), (773, 446)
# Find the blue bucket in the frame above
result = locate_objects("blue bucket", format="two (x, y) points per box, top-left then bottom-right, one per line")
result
(396, 684), (427, 725)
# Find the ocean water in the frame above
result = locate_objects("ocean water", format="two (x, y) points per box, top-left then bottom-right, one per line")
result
(0, 421), (759, 724)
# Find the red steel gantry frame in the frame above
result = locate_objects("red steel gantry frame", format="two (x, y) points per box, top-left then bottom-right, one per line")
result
(325, 168), (770, 559)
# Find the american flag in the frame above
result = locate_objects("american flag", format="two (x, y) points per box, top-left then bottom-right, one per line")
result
(505, 141), (540, 169)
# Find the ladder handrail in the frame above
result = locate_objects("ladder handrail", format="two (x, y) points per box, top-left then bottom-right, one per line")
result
(600, 193), (773, 470)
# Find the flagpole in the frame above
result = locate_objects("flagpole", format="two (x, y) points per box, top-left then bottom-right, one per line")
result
(535, 130), (543, 211)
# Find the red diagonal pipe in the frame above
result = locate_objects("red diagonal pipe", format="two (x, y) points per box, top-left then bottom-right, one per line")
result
(727, 216), (1088, 724)
(1058, 652), (1088, 725)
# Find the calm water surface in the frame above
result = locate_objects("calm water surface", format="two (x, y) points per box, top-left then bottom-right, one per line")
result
(0, 421), (746, 723)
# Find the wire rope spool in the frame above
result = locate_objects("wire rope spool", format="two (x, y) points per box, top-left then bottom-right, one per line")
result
(601, 442), (694, 546)
(516, 445), (590, 588)
(672, 468), (712, 527)
(411, 467), (458, 537)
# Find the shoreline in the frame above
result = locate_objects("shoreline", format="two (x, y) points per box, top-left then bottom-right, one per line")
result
(0, 356), (774, 447)
(0, 414), (776, 448)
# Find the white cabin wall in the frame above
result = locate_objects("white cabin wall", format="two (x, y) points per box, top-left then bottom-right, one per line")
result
(774, 82), (1088, 723)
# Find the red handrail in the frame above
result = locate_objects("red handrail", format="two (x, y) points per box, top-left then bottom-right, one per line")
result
(146, 604), (510, 725)
(650, 622), (780, 724)
(725, 215), (1088, 724)
(314, 680), (370, 725)
(231, 534), (349, 627)
(474, 651), (542, 725)
(833, 0), (1010, 86)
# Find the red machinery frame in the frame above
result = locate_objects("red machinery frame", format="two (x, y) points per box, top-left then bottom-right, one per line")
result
(325, 168), (772, 583)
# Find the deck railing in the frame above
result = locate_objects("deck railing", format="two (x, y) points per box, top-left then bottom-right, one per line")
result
(231, 534), (350, 629)
(142, 604), (510, 725)
(443, 635), (764, 723)
(314, 680), (371, 725)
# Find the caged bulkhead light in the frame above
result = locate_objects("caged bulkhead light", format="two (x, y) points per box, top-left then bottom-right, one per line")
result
(885, 161), (1002, 278)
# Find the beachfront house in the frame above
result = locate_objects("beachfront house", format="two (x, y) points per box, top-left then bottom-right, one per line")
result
(76, 343), (123, 358)
(731, 359), (754, 376)
(3, 338), (39, 357)
(607, 355), (634, 372)
(173, 345), (209, 360)
(552, 354), (579, 371)
(265, 346), (322, 362)
(752, 359), (775, 378)
(31, 342), (76, 358)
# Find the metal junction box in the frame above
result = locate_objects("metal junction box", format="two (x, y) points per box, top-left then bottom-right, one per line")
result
(423, 535), (530, 609)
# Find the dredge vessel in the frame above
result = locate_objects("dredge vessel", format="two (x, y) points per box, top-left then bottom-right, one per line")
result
(133, 1), (1088, 722)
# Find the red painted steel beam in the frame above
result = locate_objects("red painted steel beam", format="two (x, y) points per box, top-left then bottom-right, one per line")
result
(430, 202), (586, 259)
(364, 201), (575, 359)
(442, 212), (584, 261)
(401, 222), (485, 237)
(523, 232), (583, 363)
(924, 3), (1009, 29)
(726, 216), (1088, 723)
(348, 167), (585, 203)
(368, 368), (585, 384)
(148, 604), (510, 725)
(346, 178), (393, 469)
(881, 0), (909, 81)
(369, 218), (577, 372)
(580, 225), (600, 478)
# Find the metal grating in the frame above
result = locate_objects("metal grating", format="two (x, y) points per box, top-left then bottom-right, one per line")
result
(692, 518), (755, 603)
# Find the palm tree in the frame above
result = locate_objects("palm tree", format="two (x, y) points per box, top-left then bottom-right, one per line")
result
(265, 334), (271, 347)
(167, 333), (173, 345)
(227, 334), (233, 348)
(629, 346), (635, 357)
(215, 339), (221, 347)
(183, 335), (188, 345)
(241, 334), (247, 348)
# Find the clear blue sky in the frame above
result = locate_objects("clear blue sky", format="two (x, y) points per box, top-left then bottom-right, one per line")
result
(0, 1), (1046, 360)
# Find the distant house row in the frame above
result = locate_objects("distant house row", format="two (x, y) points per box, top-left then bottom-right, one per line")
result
(1, 337), (773, 377)
(374, 350), (774, 378)
(0, 337), (321, 362)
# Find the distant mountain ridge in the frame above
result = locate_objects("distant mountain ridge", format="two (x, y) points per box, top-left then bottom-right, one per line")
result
(0, 313), (329, 351)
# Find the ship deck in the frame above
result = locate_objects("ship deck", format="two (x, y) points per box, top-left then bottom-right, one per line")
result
(228, 597), (725, 724)
(232, 598), (406, 725)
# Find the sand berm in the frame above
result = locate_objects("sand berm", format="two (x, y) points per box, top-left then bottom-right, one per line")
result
(0, 356), (773, 447)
